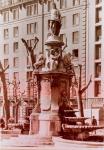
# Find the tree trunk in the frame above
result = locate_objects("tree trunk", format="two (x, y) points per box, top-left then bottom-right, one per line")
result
(15, 104), (18, 123)
(2, 74), (10, 128)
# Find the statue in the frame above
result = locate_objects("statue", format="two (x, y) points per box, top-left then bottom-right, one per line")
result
(21, 36), (39, 69)
(49, 2), (61, 36)
(33, 52), (45, 70)
(63, 52), (75, 74)
(45, 48), (61, 71)
(50, 48), (61, 70)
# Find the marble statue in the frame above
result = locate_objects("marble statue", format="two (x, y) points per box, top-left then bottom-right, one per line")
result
(44, 48), (61, 71)
(49, 2), (61, 36)
(63, 52), (73, 73)
(33, 52), (45, 70)
(49, 48), (61, 70)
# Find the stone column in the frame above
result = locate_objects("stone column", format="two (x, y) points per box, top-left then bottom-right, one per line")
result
(38, 75), (52, 140)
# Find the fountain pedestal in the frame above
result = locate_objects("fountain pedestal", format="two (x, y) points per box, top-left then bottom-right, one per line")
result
(30, 71), (71, 138)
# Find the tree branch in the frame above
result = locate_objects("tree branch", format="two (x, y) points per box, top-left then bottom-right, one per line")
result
(80, 75), (92, 94)
(0, 61), (4, 72)
(21, 38), (29, 56)
(4, 65), (9, 72)
(32, 36), (39, 51)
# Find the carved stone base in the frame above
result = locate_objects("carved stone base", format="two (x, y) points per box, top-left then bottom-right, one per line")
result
(29, 112), (61, 136)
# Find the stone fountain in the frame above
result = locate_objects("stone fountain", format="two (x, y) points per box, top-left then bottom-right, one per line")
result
(29, 2), (74, 144)
(29, 2), (104, 144)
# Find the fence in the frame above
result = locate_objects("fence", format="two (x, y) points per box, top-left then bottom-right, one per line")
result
(83, 98), (104, 109)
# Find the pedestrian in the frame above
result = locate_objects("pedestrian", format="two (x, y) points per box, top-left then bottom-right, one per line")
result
(0, 118), (5, 129)
(91, 116), (97, 134)
(92, 116), (97, 126)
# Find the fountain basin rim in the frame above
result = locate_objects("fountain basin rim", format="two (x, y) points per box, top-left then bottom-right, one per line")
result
(53, 136), (104, 147)
(64, 117), (89, 120)
(33, 70), (74, 77)
(62, 124), (104, 132)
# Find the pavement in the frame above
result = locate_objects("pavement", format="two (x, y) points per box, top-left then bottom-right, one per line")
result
(0, 129), (104, 150)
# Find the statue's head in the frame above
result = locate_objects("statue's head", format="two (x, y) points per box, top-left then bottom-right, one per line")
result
(52, 2), (57, 9)
(61, 90), (67, 98)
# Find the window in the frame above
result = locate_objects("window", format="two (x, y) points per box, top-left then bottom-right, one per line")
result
(96, 7), (102, 23)
(27, 71), (33, 80)
(96, 0), (102, 4)
(61, 16), (66, 28)
(27, 4), (38, 16)
(13, 42), (18, 53)
(95, 44), (101, 59)
(73, 13), (80, 26)
(13, 57), (19, 68)
(94, 81), (101, 97)
(4, 44), (9, 54)
(27, 22), (38, 34)
(4, 59), (9, 68)
(4, 29), (9, 39)
(13, 8), (19, 20)
(72, 31), (79, 44)
(3, 11), (9, 22)
(73, 0), (80, 6)
(5, 73), (9, 81)
(13, 26), (19, 37)
(47, 1), (52, 12)
(72, 49), (78, 58)
(34, 3), (38, 15)
(95, 62), (101, 78)
(13, 72), (19, 81)
(95, 26), (101, 41)
(60, 34), (66, 43)
(60, 0), (66, 9)
(27, 5), (34, 16)
(27, 39), (38, 49)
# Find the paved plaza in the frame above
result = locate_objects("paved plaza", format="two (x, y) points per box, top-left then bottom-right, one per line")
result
(0, 128), (104, 150)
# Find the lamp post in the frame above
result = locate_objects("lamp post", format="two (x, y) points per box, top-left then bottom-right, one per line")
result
(78, 64), (84, 118)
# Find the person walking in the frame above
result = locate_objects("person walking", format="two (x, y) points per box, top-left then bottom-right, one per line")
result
(91, 116), (97, 134)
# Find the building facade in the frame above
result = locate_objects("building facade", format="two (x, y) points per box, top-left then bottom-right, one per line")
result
(86, 0), (104, 108)
(0, 0), (88, 120)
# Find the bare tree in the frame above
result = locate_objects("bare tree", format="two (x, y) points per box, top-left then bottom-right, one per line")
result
(21, 36), (39, 69)
(72, 65), (92, 124)
(0, 61), (10, 128)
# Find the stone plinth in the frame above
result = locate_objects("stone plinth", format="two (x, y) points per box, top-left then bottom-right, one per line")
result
(30, 111), (61, 136)
(29, 113), (39, 135)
